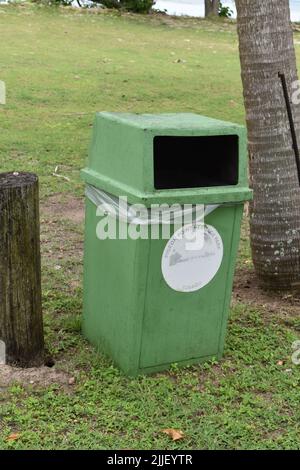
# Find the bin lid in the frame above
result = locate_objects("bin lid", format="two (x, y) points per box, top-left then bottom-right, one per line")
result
(81, 112), (252, 206)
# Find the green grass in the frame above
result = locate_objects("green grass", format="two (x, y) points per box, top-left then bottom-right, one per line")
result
(1, 4), (300, 450)
(0, 3), (244, 198)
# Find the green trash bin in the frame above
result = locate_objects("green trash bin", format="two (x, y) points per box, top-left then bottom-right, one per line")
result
(81, 112), (252, 376)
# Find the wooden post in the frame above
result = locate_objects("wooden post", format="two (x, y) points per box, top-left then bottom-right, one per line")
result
(0, 172), (44, 367)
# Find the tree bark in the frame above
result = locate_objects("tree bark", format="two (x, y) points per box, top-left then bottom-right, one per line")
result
(205, 0), (220, 17)
(0, 172), (44, 366)
(236, 0), (300, 290)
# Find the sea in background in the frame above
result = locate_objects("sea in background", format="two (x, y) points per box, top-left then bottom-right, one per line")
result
(154, 0), (300, 22)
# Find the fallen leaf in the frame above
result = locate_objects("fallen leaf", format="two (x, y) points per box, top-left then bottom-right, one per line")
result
(162, 428), (184, 441)
(7, 433), (21, 442)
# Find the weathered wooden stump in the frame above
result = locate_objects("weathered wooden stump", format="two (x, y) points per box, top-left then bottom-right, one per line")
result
(0, 172), (44, 367)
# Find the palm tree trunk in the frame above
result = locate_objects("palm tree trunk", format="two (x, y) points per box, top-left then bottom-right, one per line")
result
(205, 0), (219, 17)
(236, 0), (300, 290)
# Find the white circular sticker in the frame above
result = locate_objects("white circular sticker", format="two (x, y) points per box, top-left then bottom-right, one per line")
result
(161, 224), (223, 292)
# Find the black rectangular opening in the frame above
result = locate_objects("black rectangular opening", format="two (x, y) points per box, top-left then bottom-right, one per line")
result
(153, 135), (239, 190)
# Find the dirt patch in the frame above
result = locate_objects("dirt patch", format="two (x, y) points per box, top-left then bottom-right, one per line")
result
(233, 267), (300, 317)
(40, 194), (84, 263)
(0, 365), (75, 390)
(0, 195), (84, 391)
(41, 194), (84, 225)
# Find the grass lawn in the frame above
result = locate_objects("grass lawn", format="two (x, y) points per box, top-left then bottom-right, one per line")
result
(1, 4), (300, 450)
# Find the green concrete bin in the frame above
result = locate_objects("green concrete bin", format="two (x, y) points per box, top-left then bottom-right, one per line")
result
(81, 112), (252, 376)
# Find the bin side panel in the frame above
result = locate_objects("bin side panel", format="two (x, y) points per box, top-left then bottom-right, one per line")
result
(139, 205), (241, 370)
(82, 199), (148, 374)
(217, 204), (244, 357)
